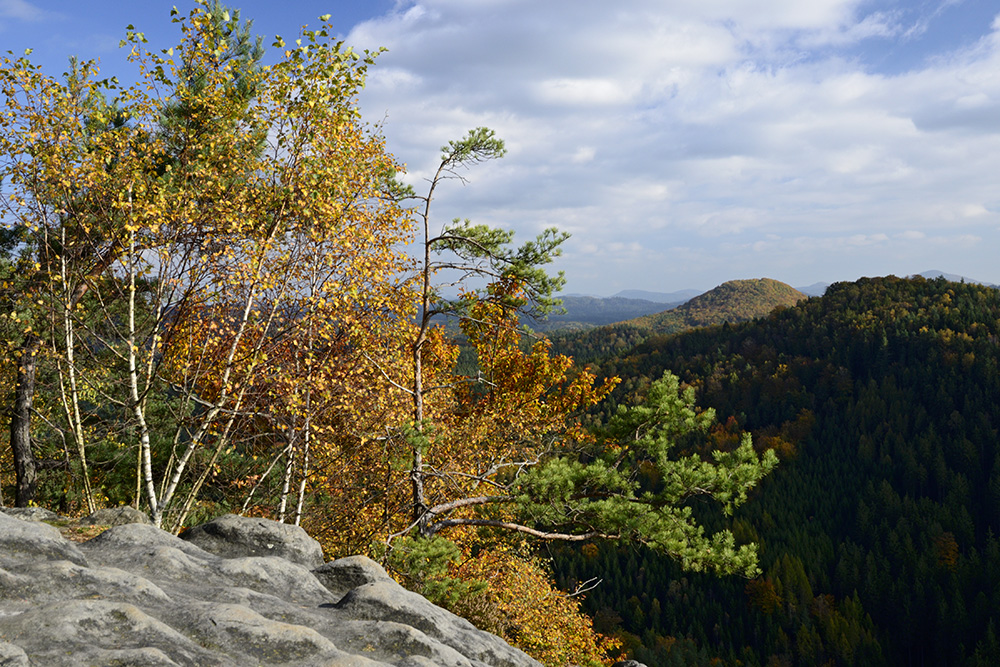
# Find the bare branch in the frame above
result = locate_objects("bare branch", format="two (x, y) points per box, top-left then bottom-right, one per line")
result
(564, 577), (603, 598)
(363, 352), (414, 396)
(425, 494), (516, 517)
(428, 518), (618, 542)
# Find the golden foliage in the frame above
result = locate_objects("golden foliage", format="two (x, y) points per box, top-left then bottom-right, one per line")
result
(1, 7), (624, 659)
(416, 529), (621, 667)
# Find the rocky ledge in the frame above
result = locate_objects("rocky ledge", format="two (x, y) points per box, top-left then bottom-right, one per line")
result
(0, 509), (541, 667)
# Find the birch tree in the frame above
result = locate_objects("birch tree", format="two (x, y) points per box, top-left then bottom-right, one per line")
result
(1, 3), (412, 528)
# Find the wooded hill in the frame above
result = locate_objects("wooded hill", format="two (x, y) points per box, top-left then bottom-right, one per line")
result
(629, 278), (806, 334)
(552, 278), (807, 366)
(553, 275), (1000, 666)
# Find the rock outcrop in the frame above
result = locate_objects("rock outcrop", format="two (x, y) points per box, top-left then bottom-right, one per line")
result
(0, 510), (541, 667)
(181, 513), (324, 568)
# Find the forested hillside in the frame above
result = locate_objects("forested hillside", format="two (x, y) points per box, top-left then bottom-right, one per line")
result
(555, 275), (1000, 665)
(630, 278), (806, 334)
(552, 277), (806, 365)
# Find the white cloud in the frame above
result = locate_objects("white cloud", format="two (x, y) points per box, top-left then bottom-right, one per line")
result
(961, 204), (990, 218)
(0, 0), (44, 21)
(368, 67), (423, 94)
(533, 78), (636, 107)
(570, 146), (596, 164)
(848, 233), (890, 246)
(797, 10), (903, 47)
(348, 0), (1000, 293)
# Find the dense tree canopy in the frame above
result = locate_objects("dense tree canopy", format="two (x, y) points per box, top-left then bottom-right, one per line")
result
(557, 276), (1000, 665)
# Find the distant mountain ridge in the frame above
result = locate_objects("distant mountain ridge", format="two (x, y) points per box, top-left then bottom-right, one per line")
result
(796, 282), (829, 296)
(530, 295), (681, 333)
(612, 288), (703, 303)
(916, 269), (997, 287)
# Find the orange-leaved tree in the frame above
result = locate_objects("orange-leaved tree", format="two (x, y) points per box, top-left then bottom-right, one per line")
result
(0, 2), (414, 530)
(335, 128), (777, 664)
(120, 5), (415, 532)
(392, 128), (618, 541)
(378, 129), (775, 565)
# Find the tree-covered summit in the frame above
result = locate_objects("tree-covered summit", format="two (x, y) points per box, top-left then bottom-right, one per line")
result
(629, 277), (807, 334)
(552, 277), (807, 367)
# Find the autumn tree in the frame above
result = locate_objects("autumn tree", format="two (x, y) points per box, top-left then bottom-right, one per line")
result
(311, 129), (774, 663)
(0, 0), (266, 511)
(1, 3), (413, 529)
(369, 128), (776, 575)
(125, 7), (414, 532)
(394, 128), (595, 533)
(390, 526), (622, 667)
(0, 52), (142, 508)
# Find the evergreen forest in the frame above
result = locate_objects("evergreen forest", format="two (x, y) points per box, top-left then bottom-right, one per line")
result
(551, 275), (1000, 666)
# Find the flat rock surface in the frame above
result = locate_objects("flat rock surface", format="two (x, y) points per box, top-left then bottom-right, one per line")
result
(80, 506), (154, 526)
(180, 513), (325, 568)
(0, 509), (540, 667)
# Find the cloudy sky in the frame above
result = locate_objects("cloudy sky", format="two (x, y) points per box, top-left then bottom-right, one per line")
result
(3, 0), (999, 295)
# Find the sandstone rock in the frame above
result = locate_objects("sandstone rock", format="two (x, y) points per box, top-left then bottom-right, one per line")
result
(336, 579), (535, 667)
(215, 555), (333, 604)
(0, 511), (541, 667)
(313, 555), (392, 598)
(0, 599), (223, 666)
(0, 641), (30, 667)
(83, 521), (215, 558)
(81, 524), (219, 587)
(181, 601), (344, 664)
(332, 620), (480, 667)
(0, 506), (59, 522)
(80, 505), (153, 526)
(0, 559), (170, 606)
(180, 513), (324, 568)
(0, 510), (87, 567)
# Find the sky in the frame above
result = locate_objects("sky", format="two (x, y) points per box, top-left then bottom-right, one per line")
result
(2, 0), (999, 295)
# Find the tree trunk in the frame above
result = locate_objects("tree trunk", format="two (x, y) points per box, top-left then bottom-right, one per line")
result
(11, 334), (40, 507)
(7, 242), (120, 509)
